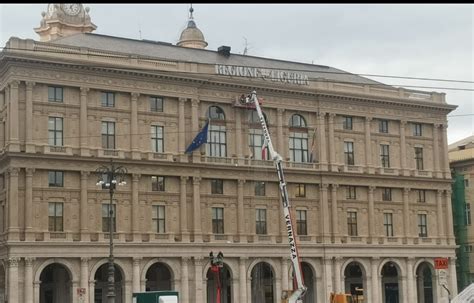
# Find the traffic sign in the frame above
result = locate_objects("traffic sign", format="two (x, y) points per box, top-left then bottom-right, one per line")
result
(434, 258), (449, 269)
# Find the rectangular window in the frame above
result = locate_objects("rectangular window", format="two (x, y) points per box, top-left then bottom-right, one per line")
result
(151, 125), (164, 153)
(151, 176), (165, 192)
(101, 92), (115, 107)
(256, 209), (267, 235)
(384, 213), (393, 237)
(413, 123), (422, 136)
(380, 144), (390, 168)
(382, 188), (392, 201)
(212, 207), (224, 234)
(48, 171), (64, 187)
(379, 119), (389, 133)
(344, 141), (354, 165)
(465, 179), (469, 188)
(295, 184), (306, 198)
(255, 181), (266, 196)
(289, 132), (309, 163)
(150, 96), (164, 112)
(211, 179), (223, 194)
(207, 125), (227, 157)
(296, 210), (307, 235)
(418, 214), (428, 237)
(48, 202), (63, 232)
(152, 205), (165, 233)
(466, 203), (472, 226)
(48, 117), (63, 146)
(415, 147), (424, 170)
(417, 190), (426, 202)
(343, 116), (353, 130)
(249, 129), (269, 161)
(347, 212), (358, 236)
(102, 204), (116, 233)
(48, 86), (63, 102)
(101, 121), (115, 149)
(346, 186), (357, 200)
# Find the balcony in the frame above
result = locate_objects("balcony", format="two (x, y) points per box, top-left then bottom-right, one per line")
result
(413, 170), (433, 178)
(147, 152), (174, 161)
(377, 167), (399, 176)
(98, 149), (124, 158)
(44, 145), (73, 155)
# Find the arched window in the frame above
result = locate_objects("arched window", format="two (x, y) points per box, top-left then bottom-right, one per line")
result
(249, 111), (270, 160)
(207, 106), (227, 157)
(289, 114), (308, 162)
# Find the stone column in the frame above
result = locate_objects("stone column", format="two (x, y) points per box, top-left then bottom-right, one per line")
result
(331, 184), (339, 242)
(180, 176), (189, 241)
(4, 87), (9, 145)
(194, 257), (203, 302)
(371, 258), (380, 303)
(333, 257), (342, 293)
(178, 98), (186, 160)
(8, 167), (19, 240)
(25, 82), (35, 153)
(239, 257), (247, 303)
(237, 179), (246, 242)
(445, 190), (455, 243)
(193, 177), (202, 242)
(322, 257), (333, 302)
(80, 257), (89, 303)
(433, 123), (441, 177)
(281, 257), (289, 292)
(25, 168), (34, 241)
(181, 257), (189, 303)
(401, 274), (408, 303)
(406, 258), (416, 303)
(191, 99), (201, 161)
(80, 87), (89, 156)
(318, 112), (327, 170)
(8, 81), (20, 152)
(24, 257), (34, 303)
(319, 184), (330, 243)
(80, 171), (89, 241)
(328, 113), (336, 171)
(132, 174), (140, 241)
(132, 257), (141, 293)
(403, 188), (410, 243)
(235, 106), (242, 159)
(130, 92), (140, 159)
(365, 117), (373, 172)
(400, 121), (408, 175)
(368, 186), (376, 242)
(276, 108), (284, 158)
(449, 257), (458, 296)
(7, 257), (19, 303)
(441, 124), (450, 177)
(437, 190), (445, 241)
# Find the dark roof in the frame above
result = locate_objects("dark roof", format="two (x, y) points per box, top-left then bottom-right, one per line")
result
(50, 33), (385, 86)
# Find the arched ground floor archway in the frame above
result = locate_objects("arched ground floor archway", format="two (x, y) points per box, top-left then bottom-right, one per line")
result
(39, 263), (72, 303)
(145, 262), (174, 291)
(251, 262), (275, 303)
(207, 263), (232, 303)
(94, 263), (124, 303)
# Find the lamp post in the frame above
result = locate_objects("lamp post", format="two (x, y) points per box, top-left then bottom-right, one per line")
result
(95, 159), (127, 303)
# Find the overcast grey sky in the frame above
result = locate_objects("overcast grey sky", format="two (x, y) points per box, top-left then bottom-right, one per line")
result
(1, 4), (472, 144)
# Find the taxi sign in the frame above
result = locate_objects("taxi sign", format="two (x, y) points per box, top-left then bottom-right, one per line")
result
(434, 258), (449, 269)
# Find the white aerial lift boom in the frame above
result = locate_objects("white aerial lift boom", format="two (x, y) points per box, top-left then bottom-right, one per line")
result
(240, 90), (307, 303)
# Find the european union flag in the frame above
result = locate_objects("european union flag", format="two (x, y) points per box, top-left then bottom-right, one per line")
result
(185, 120), (209, 154)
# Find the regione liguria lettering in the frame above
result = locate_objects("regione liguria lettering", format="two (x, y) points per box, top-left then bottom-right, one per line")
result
(215, 64), (309, 86)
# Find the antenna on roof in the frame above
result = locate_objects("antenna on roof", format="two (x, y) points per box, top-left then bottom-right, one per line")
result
(243, 37), (251, 55)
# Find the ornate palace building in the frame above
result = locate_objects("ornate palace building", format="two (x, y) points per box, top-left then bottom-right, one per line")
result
(0, 3), (458, 303)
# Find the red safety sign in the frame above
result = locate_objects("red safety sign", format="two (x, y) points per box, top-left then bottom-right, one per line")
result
(434, 258), (448, 269)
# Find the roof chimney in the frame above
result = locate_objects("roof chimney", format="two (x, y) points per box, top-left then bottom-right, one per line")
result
(218, 46), (231, 57)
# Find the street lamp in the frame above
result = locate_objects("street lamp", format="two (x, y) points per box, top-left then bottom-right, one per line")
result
(95, 159), (127, 303)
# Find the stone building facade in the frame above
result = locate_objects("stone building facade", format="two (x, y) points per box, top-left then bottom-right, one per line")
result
(0, 3), (458, 303)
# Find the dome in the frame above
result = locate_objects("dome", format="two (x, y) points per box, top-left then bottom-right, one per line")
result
(177, 6), (208, 49)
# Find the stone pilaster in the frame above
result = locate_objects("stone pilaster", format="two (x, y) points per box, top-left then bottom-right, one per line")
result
(193, 177), (202, 242)
(25, 82), (35, 153)
(365, 117), (373, 173)
(403, 188), (410, 243)
(80, 257), (90, 303)
(319, 184), (330, 242)
(328, 113), (337, 171)
(7, 257), (20, 303)
(24, 168), (35, 241)
(181, 257), (190, 303)
(239, 257), (247, 303)
(7, 167), (20, 240)
(131, 92), (140, 159)
(180, 176), (189, 241)
(277, 108), (285, 159)
(318, 112), (327, 170)
(132, 257), (141, 293)
(80, 171), (90, 241)
(433, 123), (441, 177)
(178, 98), (187, 161)
(24, 257), (35, 303)
(368, 186), (376, 242)
(331, 184), (339, 242)
(400, 120), (408, 176)
(80, 87), (90, 156)
(237, 179), (246, 242)
(132, 174), (141, 241)
(8, 81), (20, 152)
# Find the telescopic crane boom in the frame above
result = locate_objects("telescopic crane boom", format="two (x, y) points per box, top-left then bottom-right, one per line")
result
(241, 90), (307, 303)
